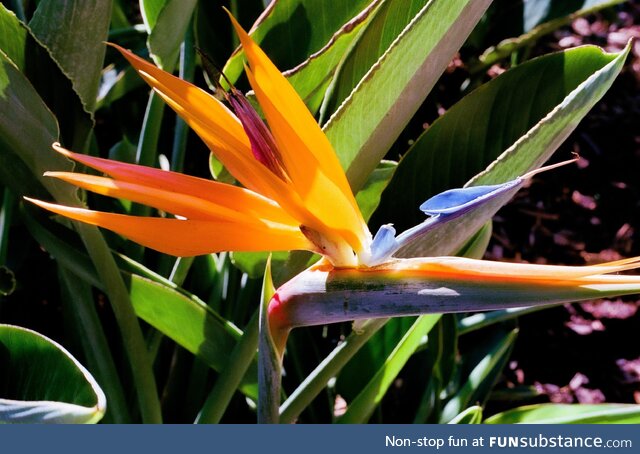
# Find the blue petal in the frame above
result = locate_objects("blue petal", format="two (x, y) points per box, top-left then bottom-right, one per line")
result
(419, 179), (522, 216)
(369, 224), (398, 265)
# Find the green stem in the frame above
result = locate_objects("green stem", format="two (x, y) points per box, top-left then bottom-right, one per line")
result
(196, 309), (259, 424)
(132, 91), (165, 218)
(279, 317), (388, 423)
(171, 25), (195, 172)
(76, 223), (162, 423)
(457, 306), (548, 335)
(169, 256), (195, 286)
(58, 267), (131, 423)
(336, 315), (441, 423)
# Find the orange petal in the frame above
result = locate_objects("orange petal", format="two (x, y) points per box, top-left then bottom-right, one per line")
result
(45, 172), (295, 229)
(109, 44), (286, 200)
(52, 144), (296, 226)
(228, 17), (370, 252)
(372, 256), (640, 285)
(26, 198), (313, 256)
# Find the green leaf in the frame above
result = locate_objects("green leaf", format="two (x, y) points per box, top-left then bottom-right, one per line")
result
(29, 0), (113, 113)
(231, 251), (291, 279)
(454, 222), (492, 259)
(440, 328), (517, 423)
(142, 0), (197, 70)
(0, 48), (75, 203)
(475, 0), (626, 71)
(336, 315), (440, 423)
(373, 44), (629, 257)
(485, 404), (640, 424)
(280, 1), (381, 114)
(125, 274), (258, 400)
(335, 316), (415, 402)
(0, 5), (27, 69)
(231, 250), (318, 287)
(356, 160), (396, 222)
(0, 4), (91, 150)
(57, 267), (130, 423)
(320, 0), (429, 119)
(140, 0), (165, 30)
(448, 405), (483, 424)
(223, 0), (374, 85)
(323, 0), (492, 191)
(0, 324), (106, 423)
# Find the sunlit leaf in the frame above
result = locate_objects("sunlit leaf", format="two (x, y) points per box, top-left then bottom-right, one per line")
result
(0, 324), (106, 424)
(324, 0), (492, 191)
(29, 0), (112, 113)
(485, 403), (640, 424)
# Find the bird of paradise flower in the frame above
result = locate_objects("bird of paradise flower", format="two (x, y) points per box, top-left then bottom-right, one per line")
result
(27, 14), (640, 422)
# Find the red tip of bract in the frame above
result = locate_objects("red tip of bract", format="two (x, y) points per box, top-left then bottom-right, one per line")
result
(226, 88), (287, 181)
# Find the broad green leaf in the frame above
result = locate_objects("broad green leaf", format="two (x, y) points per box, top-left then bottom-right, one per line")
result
(139, 0), (165, 30)
(0, 48), (75, 204)
(440, 328), (517, 423)
(111, 0), (132, 30)
(454, 222), (492, 260)
(29, 0), (113, 113)
(125, 274), (258, 400)
(0, 324), (106, 424)
(356, 160), (397, 222)
(223, 0), (373, 84)
(324, 0), (492, 191)
(0, 5), (27, 69)
(373, 44), (629, 257)
(142, 0), (197, 70)
(337, 315), (441, 423)
(280, 1), (381, 113)
(320, 0), (429, 119)
(476, 0), (626, 71)
(448, 405), (483, 424)
(0, 4), (91, 150)
(485, 404), (640, 424)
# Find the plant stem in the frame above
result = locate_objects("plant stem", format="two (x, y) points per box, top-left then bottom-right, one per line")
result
(58, 267), (131, 423)
(76, 223), (163, 423)
(279, 318), (388, 423)
(171, 25), (195, 173)
(457, 306), (547, 335)
(196, 310), (259, 424)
